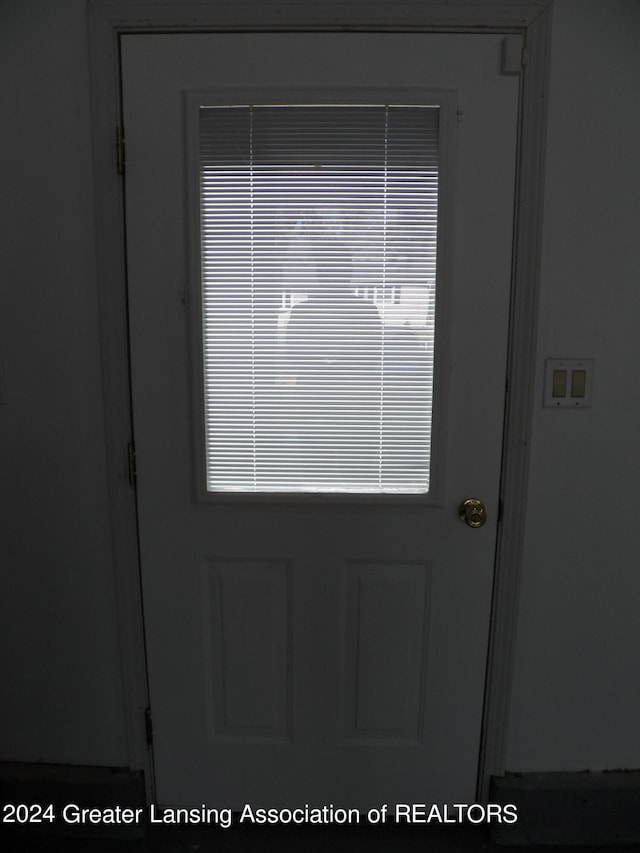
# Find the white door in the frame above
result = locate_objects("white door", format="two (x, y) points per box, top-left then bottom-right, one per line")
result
(122, 33), (518, 809)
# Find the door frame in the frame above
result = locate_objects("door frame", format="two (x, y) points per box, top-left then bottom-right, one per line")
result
(88, 0), (552, 803)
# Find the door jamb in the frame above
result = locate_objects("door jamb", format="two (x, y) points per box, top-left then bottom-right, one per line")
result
(88, 0), (552, 803)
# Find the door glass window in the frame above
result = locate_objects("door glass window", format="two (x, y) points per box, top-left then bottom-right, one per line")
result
(199, 104), (439, 494)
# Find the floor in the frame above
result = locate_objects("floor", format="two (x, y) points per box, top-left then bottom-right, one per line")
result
(7, 823), (640, 853)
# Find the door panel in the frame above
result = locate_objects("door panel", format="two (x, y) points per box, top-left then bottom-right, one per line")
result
(203, 559), (291, 740)
(122, 33), (518, 808)
(342, 561), (429, 740)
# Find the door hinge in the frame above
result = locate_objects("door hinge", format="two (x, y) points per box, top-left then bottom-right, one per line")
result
(502, 34), (526, 75)
(127, 442), (137, 486)
(145, 706), (153, 748)
(116, 126), (126, 175)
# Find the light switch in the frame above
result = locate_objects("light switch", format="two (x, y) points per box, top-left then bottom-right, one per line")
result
(552, 369), (567, 398)
(571, 369), (586, 398)
(544, 358), (594, 408)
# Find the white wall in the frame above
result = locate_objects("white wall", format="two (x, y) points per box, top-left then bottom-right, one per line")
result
(0, 0), (129, 765)
(0, 0), (638, 774)
(505, 0), (640, 771)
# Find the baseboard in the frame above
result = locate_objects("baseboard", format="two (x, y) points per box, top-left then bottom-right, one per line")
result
(490, 770), (640, 846)
(0, 762), (146, 839)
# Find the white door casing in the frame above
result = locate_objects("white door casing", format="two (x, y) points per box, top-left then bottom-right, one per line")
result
(122, 32), (519, 808)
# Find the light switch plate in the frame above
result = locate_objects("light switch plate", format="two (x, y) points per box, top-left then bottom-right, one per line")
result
(543, 358), (594, 408)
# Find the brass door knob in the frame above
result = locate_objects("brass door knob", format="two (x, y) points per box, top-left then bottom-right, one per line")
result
(458, 498), (487, 528)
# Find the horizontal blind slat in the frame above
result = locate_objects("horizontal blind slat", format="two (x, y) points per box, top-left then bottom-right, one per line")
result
(199, 104), (438, 494)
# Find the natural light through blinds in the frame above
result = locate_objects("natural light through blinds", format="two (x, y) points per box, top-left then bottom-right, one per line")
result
(199, 104), (439, 493)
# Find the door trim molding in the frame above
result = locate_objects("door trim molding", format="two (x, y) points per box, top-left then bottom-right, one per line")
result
(88, 0), (552, 801)
(475, 5), (553, 800)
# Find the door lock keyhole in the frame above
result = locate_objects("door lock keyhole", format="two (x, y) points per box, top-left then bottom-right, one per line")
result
(458, 498), (487, 528)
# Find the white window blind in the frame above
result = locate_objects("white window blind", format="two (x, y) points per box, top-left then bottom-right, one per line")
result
(199, 104), (439, 494)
